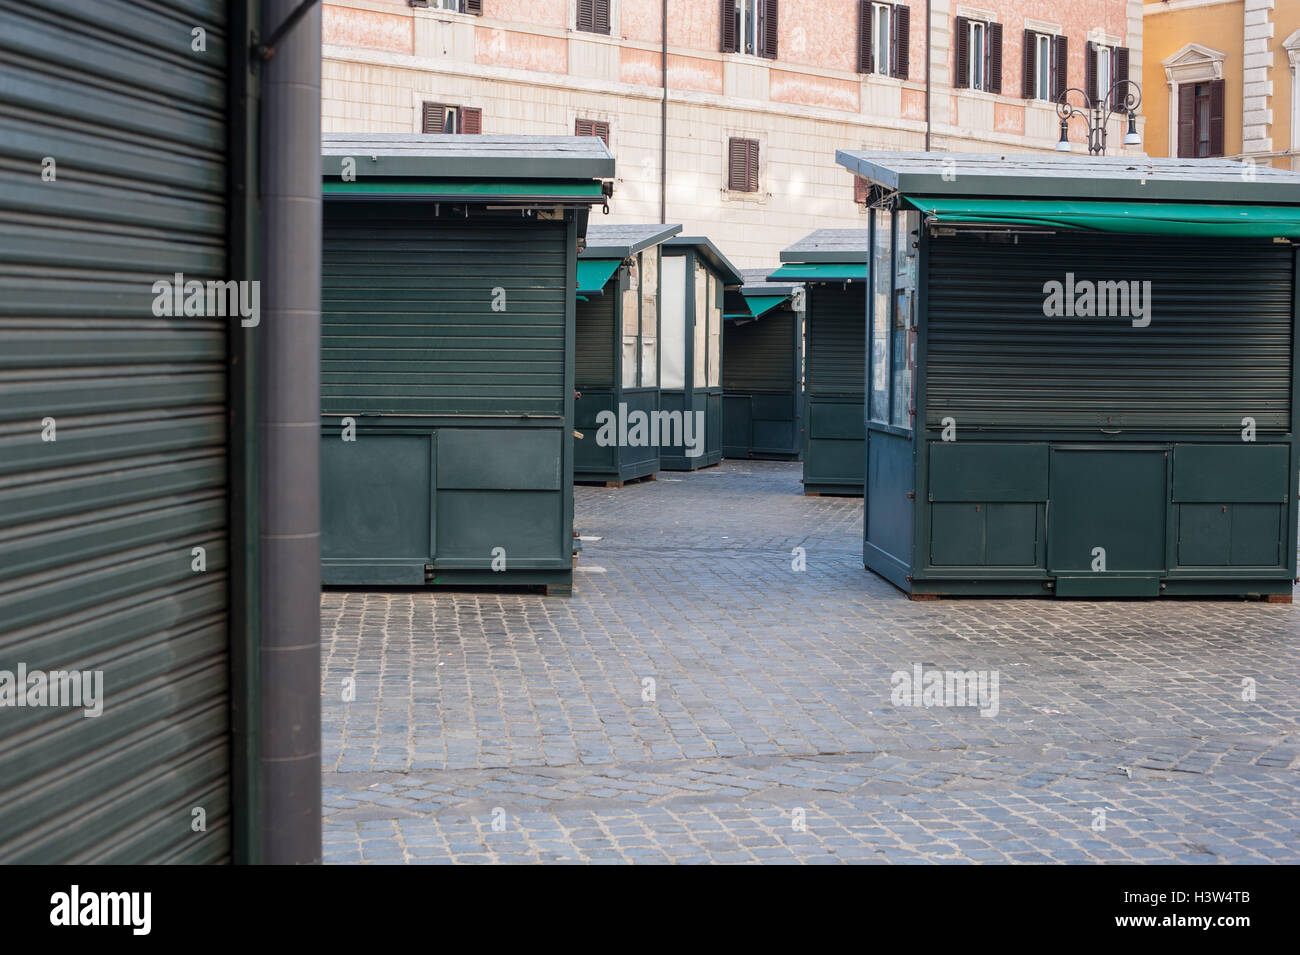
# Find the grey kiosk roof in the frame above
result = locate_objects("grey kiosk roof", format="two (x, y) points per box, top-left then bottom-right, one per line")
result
(778, 229), (869, 263)
(835, 151), (1300, 204)
(581, 223), (683, 259)
(323, 133), (615, 180)
(662, 235), (746, 286)
(739, 268), (800, 297)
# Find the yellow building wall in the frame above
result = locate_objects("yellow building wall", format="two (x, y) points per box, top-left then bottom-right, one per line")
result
(1142, 1), (1243, 159)
(1274, 2), (1299, 170)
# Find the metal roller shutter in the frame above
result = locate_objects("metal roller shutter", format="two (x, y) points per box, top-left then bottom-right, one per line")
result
(926, 233), (1293, 431)
(576, 292), (615, 388)
(724, 312), (795, 392)
(0, 0), (234, 861)
(323, 205), (568, 416)
(807, 285), (866, 397)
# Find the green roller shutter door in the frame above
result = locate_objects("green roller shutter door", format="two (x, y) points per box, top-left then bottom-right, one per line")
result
(724, 312), (795, 392)
(576, 290), (615, 388)
(926, 233), (1293, 431)
(322, 205), (568, 416)
(0, 0), (234, 862)
(807, 285), (866, 397)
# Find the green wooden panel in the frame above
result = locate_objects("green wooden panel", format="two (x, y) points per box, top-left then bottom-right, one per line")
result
(1229, 504), (1284, 565)
(987, 503), (1039, 565)
(435, 490), (564, 565)
(0, 0), (232, 863)
(927, 234), (1293, 432)
(1172, 444), (1290, 502)
(928, 442), (1049, 501)
(810, 400), (862, 440)
(1177, 502), (1283, 567)
(930, 502), (1038, 566)
(723, 394), (752, 457)
(1048, 448), (1168, 573)
(931, 503), (984, 565)
(322, 435), (432, 559)
(437, 429), (561, 490)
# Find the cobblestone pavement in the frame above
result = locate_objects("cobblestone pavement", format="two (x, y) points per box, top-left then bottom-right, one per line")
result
(321, 461), (1300, 864)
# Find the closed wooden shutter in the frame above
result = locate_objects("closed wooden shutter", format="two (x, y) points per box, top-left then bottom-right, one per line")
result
(858, 0), (872, 73)
(576, 119), (609, 144)
(763, 0), (779, 58)
(1177, 84), (1195, 157)
(422, 102), (448, 134)
(987, 22), (1003, 93)
(594, 0), (611, 35)
(1052, 35), (1068, 102)
(728, 138), (758, 192)
(577, 0), (594, 32)
(720, 0), (737, 52)
(466, 0), (483, 13)
(892, 5), (909, 78)
(1111, 46), (1130, 110)
(1022, 29), (1035, 98)
(954, 16), (969, 88)
(460, 107), (482, 134)
(1084, 41), (1096, 102)
(1208, 78), (1225, 157)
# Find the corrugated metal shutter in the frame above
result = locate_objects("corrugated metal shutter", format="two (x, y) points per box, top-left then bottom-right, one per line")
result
(576, 291), (615, 388)
(323, 205), (567, 416)
(926, 233), (1293, 431)
(724, 312), (795, 392)
(0, 0), (233, 861)
(807, 285), (866, 397)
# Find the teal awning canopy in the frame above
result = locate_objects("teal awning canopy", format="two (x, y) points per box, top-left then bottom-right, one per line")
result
(906, 196), (1300, 238)
(576, 258), (621, 294)
(768, 262), (867, 281)
(743, 294), (789, 318)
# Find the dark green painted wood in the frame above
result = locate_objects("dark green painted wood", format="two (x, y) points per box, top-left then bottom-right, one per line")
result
(1047, 447), (1169, 574)
(1171, 444), (1290, 502)
(320, 206), (574, 588)
(0, 0), (235, 862)
(928, 443), (1049, 501)
(805, 283), (866, 492)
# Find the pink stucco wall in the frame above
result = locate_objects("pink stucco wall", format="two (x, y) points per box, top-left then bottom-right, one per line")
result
(482, 0), (567, 29)
(770, 69), (859, 112)
(323, 4), (413, 53)
(475, 27), (568, 72)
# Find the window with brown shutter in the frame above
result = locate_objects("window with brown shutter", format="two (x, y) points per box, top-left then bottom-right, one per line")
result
(1084, 40), (1096, 103)
(727, 138), (759, 193)
(1052, 35), (1068, 102)
(1110, 46), (1130, 110)
(414, 0), (482, 10)
(987, 22), (1002, 93)
(953, 16), (969, 88)
(576, 119), (610, 145)
(422, 102), (481, 134)
(762, 0), (779, 59)
(577, 0), (609, 35)
(1177, 80), (1225, 158)
(465, 0), (482, 13)
(1021, 29), (1035, 99)
(892, 5), (909, 79)
(720, 0), (738, 52)
(857, 1), (873, 73)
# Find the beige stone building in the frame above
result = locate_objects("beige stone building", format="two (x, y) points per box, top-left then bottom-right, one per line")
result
(323, 1), (1142, 267)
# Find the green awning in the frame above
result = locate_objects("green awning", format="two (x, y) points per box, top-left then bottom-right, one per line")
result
(906, 197), (1300, 238)
(324, 179), (607, 200)
(768, 263), (867, 281)
(743, 295), (789, 318)
(576, 258), (621, 294)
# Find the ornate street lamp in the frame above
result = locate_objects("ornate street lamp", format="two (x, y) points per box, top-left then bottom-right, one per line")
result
(1055, 81), (1143, 155)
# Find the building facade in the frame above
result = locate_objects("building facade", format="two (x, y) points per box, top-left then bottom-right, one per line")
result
(322, 0), (1141, 267)
(1143, 0), (1300, 170)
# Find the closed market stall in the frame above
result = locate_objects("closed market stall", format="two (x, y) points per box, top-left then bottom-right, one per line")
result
(320, 134), (614, 595)
(659, 236), (744, 469)
(837, 150), (1300, 600)
(722, 269), (803, 460)
(575, 223), (682, 485)
(770, 230), (869, 494)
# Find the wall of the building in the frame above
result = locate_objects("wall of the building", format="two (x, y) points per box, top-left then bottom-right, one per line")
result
(322, 0), (1138, 267)
(1143, 0), (1300, 170)
(1143, 0), (1244, 160)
